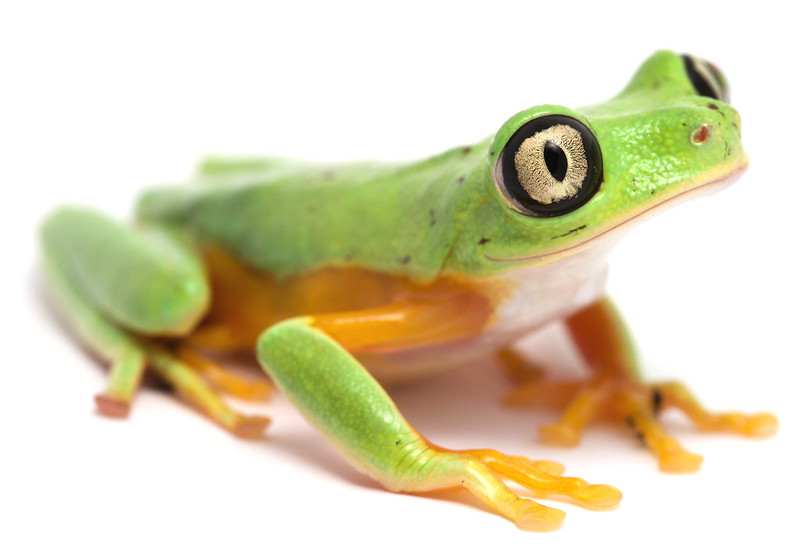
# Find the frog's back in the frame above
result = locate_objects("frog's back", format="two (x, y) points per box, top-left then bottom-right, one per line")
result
(137, 145), (490, 281)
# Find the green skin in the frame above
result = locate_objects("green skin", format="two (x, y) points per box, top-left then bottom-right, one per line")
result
(40, 50), (748, 530)
(132, 50), (742, 282)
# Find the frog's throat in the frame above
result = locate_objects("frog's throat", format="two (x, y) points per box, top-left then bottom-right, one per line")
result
(485, 164), (748, 265)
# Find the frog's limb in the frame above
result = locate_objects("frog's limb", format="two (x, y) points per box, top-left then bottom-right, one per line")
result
(256, 308), (621, 531)
(177, 347), (274, 402)
(41, 207), (269, 435)
(310, 291), (493, 353)
(146, 347), (270, 437)
(506, 297), (777, 472)
(41, 207), (210, 336)
(96, 348), (147, 417)
(497, 346), (546, 383)
(652, 381), (776, 436)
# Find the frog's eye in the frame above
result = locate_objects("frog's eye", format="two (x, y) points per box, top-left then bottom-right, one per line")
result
(495, 115), (602, 217)
(682, 54), (729, 103)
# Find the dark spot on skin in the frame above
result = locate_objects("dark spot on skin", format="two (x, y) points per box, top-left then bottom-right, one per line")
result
(707, 103), (719, 111)
(149, 376), (175, 394)
(652, 388), (663, 414)
(490, 151), (495, 156)
(395, 439), (401, 446)
(401, 255), (411, 265)
(724, 141), (731, 158)
(478, 237), (490, 245)
(462, 146), (471, 155)
(682, 122), (687, 127)
(625, 416), (646, 445)
(429, 209), (436, 227)
(650, 189), (656, 195)
(457, 176), (465, 184)
(550, 225), (586, 239)
(624, 416), (635, 429)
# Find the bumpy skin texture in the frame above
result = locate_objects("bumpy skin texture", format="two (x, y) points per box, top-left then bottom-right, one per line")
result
(41, 50), (774, 531)
(137, 51), (744, 280)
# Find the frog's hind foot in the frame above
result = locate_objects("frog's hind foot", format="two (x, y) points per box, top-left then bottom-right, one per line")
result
(497, 347), (547, 383)
(93, 348), (147, 418)
(94, 344), (271, 438)
(147, 346), (271, 438)
(505, 376), (777, 473)
(42, 207), (271, 438)
(177, 346), (274, 402)
(45, 267), (271, 437)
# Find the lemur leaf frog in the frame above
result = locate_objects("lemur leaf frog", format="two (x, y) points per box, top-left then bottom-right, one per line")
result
(41, 51), (777, 531)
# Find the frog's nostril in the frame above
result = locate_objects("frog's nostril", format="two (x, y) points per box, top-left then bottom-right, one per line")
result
(691, 124), (710, 144)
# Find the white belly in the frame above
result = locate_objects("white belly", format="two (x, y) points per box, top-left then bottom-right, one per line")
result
(364, 240), (615, 384)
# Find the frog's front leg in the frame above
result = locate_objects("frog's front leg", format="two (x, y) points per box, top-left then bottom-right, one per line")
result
(256, 297), (621, 531)
(505, 297), (778, 472)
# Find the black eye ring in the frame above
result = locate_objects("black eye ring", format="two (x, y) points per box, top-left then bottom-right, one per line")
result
(682, 54), (729, 103)
(494, 114), (603, 218)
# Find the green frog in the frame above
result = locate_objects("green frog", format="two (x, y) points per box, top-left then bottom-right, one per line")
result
(41, 50), (776, 531)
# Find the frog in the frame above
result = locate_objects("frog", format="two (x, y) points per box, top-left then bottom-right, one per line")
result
(40, 50), (777, 531)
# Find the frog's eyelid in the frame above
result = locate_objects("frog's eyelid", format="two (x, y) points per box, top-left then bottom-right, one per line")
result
(682, 54), (729, 103)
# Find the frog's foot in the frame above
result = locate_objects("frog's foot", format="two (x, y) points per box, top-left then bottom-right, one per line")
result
(505, 376), (777, 473)
(654, 381), (778, 437)
(177, 346), (273, 402)
(142, 346), (271, 438)
(42, 208), (272, 438)
(93, 348), (147, 418)
(95, 344), (271, 438)
(391, 446), (621, 531)
(258, 317), (622, 531)
(497, 347), (547, 384)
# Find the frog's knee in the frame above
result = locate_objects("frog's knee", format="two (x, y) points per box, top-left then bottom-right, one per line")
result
(41, 206), (210, 336)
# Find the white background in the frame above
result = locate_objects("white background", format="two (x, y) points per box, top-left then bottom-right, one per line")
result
(2, 1), (798, 551)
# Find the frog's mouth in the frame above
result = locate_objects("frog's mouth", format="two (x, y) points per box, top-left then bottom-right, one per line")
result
(485, 164), (748, 265)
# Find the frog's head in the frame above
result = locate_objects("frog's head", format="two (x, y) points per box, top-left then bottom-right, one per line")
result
(451, 51), (746, 274)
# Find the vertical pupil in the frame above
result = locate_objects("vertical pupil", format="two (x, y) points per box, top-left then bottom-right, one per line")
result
(543, 141), (568, 181)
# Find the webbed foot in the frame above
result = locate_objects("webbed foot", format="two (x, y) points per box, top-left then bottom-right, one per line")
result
(505, 374), (777, 472)
(90, 344), (272, 437)
(403, 447), (622, 531)
(128, 345), (271, 437)
(502, 297), (777, 472)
